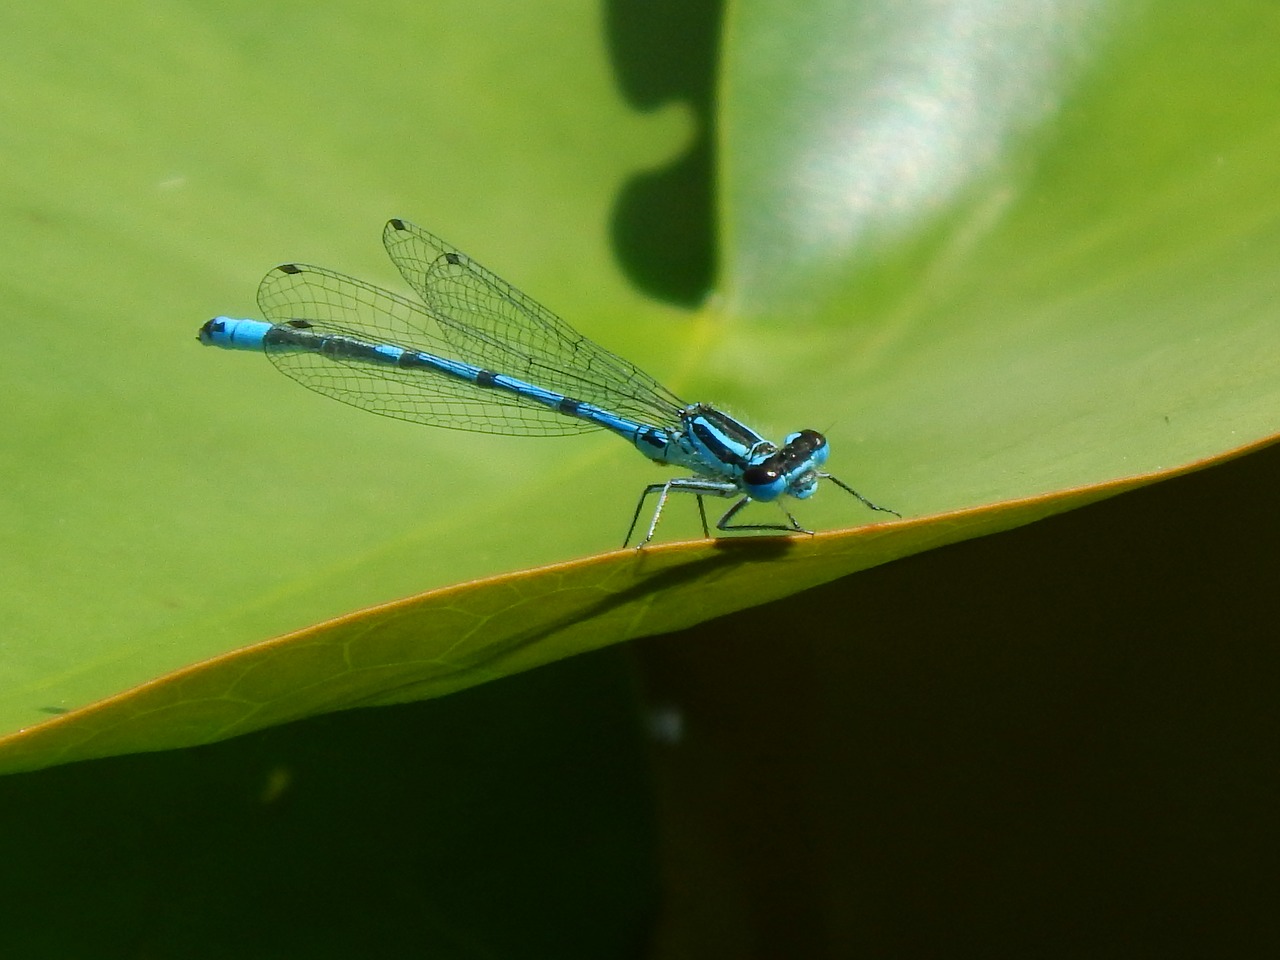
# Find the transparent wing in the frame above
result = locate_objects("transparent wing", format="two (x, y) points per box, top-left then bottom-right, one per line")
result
(381, 218), (686, 426)
(257, 263), (601, 436)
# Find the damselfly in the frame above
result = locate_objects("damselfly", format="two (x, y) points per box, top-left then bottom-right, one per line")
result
(198, 219), (898, 546)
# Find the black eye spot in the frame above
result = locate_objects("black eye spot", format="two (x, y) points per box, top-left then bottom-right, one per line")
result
(787, 429), (824, 452)
(743, 466), (780, 485)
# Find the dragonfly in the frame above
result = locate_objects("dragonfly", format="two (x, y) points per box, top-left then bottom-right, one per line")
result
(198, 219), (899, 546)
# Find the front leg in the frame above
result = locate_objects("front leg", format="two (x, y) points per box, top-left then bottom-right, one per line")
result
(716, 497), (813, 536)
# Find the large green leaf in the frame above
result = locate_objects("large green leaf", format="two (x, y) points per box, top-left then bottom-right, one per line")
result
(1, 1), (1276, 774)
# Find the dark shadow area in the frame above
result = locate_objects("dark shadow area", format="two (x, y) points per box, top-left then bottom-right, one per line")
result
(605, 0), (722, 306)
(0, 650), (655, 959)
(638, 440), (1280, 957)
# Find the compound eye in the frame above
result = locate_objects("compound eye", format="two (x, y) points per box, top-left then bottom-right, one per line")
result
(742, 465), (780, 486)
(784, 429), (825, 450)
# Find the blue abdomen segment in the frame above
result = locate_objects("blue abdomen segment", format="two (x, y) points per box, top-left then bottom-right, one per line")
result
(199, 317), (273, 350)
(199, 316), (650, 440)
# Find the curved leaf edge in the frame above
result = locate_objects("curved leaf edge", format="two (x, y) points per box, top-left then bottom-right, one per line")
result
(1, 431), (1273, 776)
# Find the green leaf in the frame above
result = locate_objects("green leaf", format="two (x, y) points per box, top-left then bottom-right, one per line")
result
(1, 1), (1277, 774)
